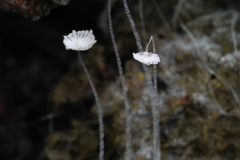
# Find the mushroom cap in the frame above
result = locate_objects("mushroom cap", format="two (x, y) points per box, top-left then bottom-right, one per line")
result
(133, 52), (160, 65)
(63, 30), (97, 51)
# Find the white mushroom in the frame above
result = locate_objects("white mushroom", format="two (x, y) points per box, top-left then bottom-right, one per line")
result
(63, 30), (96, 51)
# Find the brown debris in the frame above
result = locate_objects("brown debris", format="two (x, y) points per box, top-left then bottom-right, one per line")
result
(0, 0), (52, 19)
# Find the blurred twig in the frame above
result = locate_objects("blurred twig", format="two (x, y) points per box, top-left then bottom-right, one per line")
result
(231, 10), (240, 98)
(139, 0), (147, 46)
(172, 0), (186, 30)
(151, 0), (173, 35)
(179, 18), (240, 110)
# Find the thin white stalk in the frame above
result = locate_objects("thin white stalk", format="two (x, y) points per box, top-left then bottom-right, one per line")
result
(138, 0), (147, 45)
(152, 64), (159, 160)
(123, 0), (143, 52)
(146, 36), (161, 160)
(77, 51), (104, 160)
(145, 36), (153, 52)
(139, 3), (161, 157)
(122, 1), (160, 159)
(152, 37), (160, 160)
(122, 0), (154, 97)
(108, 0), (132, 160)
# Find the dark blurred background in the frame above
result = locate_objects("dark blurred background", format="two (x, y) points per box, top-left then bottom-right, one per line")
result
(0, 0), (106, 159)
(1, 0), (240, 160)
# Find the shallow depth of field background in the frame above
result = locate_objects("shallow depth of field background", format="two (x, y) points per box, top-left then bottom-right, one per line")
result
(0, 0), (240, 159)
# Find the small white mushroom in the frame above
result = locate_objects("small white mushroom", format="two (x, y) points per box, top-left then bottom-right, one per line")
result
(63, 30), (97, 51)
(133, 52), (160, 65)
(133, 36), (160, 65)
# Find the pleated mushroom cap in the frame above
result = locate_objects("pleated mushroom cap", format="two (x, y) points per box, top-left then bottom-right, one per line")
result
(63, 30), (97, 51)
(133, 52), (160, 65)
